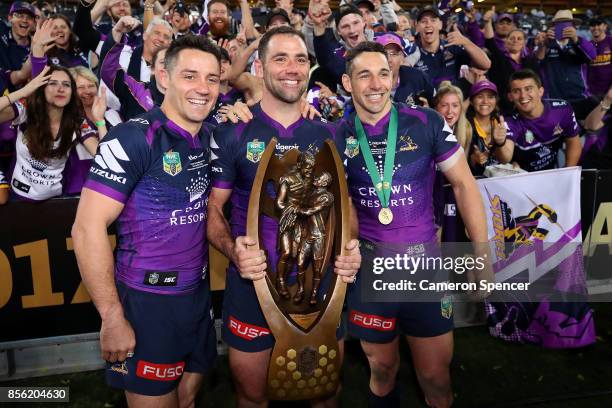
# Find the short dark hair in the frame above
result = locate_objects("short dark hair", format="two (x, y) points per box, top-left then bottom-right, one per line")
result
(335, 5), (363, 27)
(508, 69), (542, 89)
(164, 35), (222, 72)
(257, 26), (307, 62)
(345, 41), (387, 76)
(219, 46), (230, 62)
(207, 0), (228, 13)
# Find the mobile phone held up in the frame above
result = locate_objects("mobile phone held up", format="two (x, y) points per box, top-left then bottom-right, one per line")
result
(554, 21), (572, 40)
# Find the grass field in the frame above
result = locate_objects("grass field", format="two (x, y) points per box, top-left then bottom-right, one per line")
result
(3, 303), (612, 408)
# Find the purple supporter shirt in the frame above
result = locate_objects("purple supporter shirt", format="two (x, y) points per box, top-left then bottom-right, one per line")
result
(84, 107), (213, 294)
(588, 35), (612, 97)
(337, 103), (461, 244)
(506, 99), (580, 172)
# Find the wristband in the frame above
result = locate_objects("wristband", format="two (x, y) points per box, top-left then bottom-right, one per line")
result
(6, 94), (12, 104)
(95, 120), (106, 128)
(601, 101), (611, 111)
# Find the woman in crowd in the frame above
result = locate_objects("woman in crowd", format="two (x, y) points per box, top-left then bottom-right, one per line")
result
(31, 16), (94, 69)
(466, 80), (509, 176)
(62, 66), (107, 196)
(434, 81), (472, 154)
(0, 66), (98, 201)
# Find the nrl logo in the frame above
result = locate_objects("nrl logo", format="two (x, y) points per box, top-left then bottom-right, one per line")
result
(525, 130), (535, 144)
(247, 139), (266, 163)
(163, 151), (182, 176)
(148, 272), (159, 285)
(344, 136), (359, 158)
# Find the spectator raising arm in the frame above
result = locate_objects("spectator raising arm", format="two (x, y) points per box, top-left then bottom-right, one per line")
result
(585, 86), (612, 132)
(0, 66), (51, 124)
(447, 24), (491, 70)
(74, 0), (102, 54)
(239, 0), (257, 40)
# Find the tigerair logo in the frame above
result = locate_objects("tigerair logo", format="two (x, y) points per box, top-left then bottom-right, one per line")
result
(228, 316), (270, 340)
(136, 360), (185, 381)
(94, 139), (130, 173)
(349, 311), (396, 331)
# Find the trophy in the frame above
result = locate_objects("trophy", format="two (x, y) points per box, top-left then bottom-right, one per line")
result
(246, 138), (350, 401)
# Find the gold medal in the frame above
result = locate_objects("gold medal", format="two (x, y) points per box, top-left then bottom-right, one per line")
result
(378, 207), (393, 225)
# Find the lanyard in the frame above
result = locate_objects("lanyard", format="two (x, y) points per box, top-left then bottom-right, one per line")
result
(354, 105), (398, 210)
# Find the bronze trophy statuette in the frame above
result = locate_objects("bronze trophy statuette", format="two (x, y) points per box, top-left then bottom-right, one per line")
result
(246, 138), (350, 401)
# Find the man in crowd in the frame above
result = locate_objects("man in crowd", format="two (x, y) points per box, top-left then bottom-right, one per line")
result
(413, 5), (491, 87)
(207, 26), (361, 406)
(74, 0), (143, 50)
(338, 41), (489, 408)
(498, 69), (582, 172)
(465, 6), (516, 49)
(313, 5), (368, 85)
(0, 1), (36, 89)
(72, 35), (221, 407)
(375, 33), (434, 106)
(587, 17), (612, 99)
(535, 10), (596, 119)
(207, 0), (233, 39)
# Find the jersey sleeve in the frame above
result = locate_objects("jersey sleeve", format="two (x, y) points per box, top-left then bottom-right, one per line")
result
(83, 122), (149, 203)
(431, 110), (462, 171)
(11, 101), (26, 126)
(561, 104), (580, 138)
(210, 124), (238, 189)
(77, 119), (98, 142)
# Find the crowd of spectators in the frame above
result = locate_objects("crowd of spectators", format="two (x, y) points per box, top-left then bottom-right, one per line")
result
(0, 0), (610, 203)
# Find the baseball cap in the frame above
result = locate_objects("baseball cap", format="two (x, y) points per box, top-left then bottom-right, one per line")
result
(9, 1), (36, 17)
(416, 5), (442, 22)
(266, 8), (291, 28)
(354, 0), (375, 12)
(496, 13), (514, 23)
(470, 80), (498, 97)
(375, 33), (406, 55)
(334, 5), (362, 27)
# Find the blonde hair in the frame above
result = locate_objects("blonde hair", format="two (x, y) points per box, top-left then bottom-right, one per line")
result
(434, 81), (472, 153)
(69, 66), (98, 87)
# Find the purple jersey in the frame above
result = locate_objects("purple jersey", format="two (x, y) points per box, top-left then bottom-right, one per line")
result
(413, 41), (471, 87)
(588, 35), (612, 97)
(63, 119), (98, 196)
(210, 103), (337, 257)
(337, 103), (461, 244)
(84, 107), (212, 294)
(506, 99), (580, 172)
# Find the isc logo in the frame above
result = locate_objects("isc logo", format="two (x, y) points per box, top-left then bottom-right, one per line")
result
(229, 316), (270, 340)
(136, 360), (185, 381)
(350, 311), (396, 331)
(164, 277), (176, 283)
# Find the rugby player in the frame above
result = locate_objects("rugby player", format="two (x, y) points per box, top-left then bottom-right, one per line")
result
(338, 42), (489, 408)
(72, 35), (223, 407)
(207, 26), (362, 406)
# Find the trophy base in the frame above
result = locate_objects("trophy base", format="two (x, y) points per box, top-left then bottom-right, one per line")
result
(267, 337), (340, 401)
